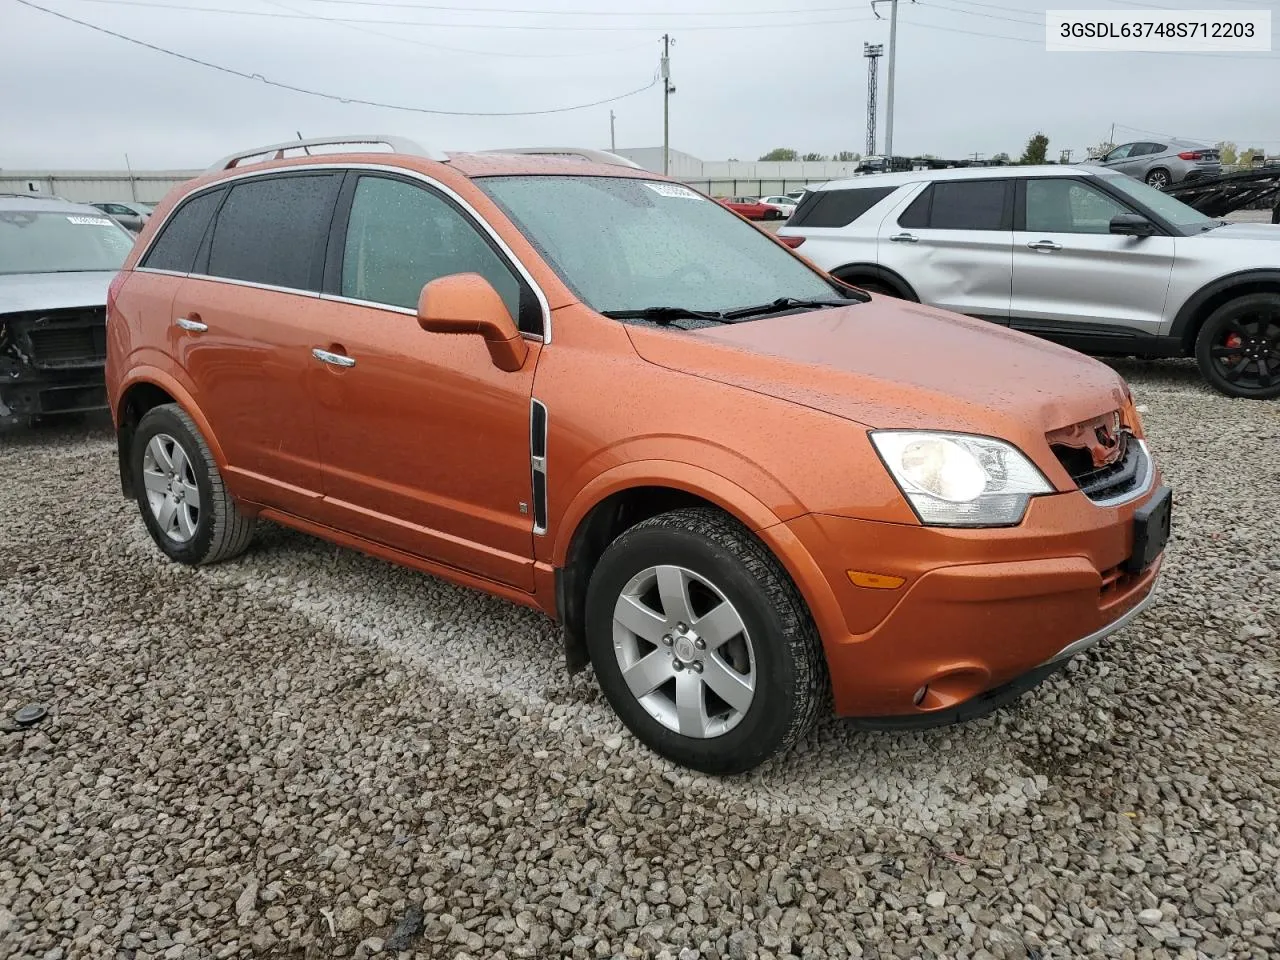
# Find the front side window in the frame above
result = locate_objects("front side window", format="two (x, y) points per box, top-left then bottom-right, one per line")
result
(1025, 179), (1130, 234)
(207, 174), (338, 291)
(1097, 173), (1215, 232)
(340, 176), (523, 324)
(479, 176), (839, 315)
(1105, 143), (1135, 162)
(141, 189), (222, 273)
(0, 209), (134, 276)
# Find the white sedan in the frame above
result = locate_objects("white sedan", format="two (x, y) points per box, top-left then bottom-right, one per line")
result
(758, 195), (798, 218)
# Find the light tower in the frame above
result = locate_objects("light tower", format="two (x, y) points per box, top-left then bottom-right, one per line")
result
(863, 43), (883, 157)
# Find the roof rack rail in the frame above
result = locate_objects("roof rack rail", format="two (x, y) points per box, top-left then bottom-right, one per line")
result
(208, 134), (449, 172)
(479, 147), (643, 170)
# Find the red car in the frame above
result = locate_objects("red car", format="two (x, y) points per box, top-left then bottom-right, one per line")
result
(718, 196), (784, 220)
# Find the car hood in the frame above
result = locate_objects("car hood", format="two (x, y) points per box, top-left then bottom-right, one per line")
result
(0, 271), (116, 314)
(626, 299), (1131, 451)
(1195, 222), (1280, 241)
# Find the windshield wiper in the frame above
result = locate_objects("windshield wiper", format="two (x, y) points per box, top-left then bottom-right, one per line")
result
(1199, 220), (1231, 232)
(601, 306), (728, 325)
(721, 295), (863, 321)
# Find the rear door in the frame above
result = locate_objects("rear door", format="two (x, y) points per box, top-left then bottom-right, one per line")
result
(875, 178), (1014, 320)
(169, 171), (341, 514)
(1009, 176), (1174, 343)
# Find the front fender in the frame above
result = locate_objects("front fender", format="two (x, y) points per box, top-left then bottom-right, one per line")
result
(549, 460), (848, 658)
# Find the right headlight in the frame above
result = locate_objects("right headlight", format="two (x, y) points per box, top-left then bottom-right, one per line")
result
(870, 431), (1053, 527)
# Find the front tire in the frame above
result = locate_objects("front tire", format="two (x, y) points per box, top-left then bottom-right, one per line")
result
(584, 508), (827, 774)
(1194, 293), (1280, 400)
(131, 403), (256, 564)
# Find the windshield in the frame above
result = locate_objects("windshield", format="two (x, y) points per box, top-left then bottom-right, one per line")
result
(478, 176), (841, 315)
(1097, 173), (1216, 231)
(0, 210), (135, 275)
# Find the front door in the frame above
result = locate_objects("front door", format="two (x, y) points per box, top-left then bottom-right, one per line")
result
(876, 178), (1014, 320)
(304, 172), (543, 590)
(170, 172), (342, 513)
(1010, 177), (1175, 343)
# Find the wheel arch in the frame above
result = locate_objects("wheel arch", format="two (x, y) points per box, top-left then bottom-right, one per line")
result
(1170, 270), (1280, 352)
(829, 262), (919, 300)
(115, 367), (226, 498)
(552, 464), (840, 677)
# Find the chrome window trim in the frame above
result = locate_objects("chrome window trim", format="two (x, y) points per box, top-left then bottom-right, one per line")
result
(136, 271), (321, 299)
(316, 293), (543, 342)
(133, 162), (552, 343)
(134, 267), (190, 279)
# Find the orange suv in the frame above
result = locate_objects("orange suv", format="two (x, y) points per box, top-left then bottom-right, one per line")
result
(106, 136), (1170, 774)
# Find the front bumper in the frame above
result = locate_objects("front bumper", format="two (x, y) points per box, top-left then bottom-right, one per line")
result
(0, 365), (108, 422)
(785, 483), (1166, 719)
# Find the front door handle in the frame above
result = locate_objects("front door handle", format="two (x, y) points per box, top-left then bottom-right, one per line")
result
(174, 316), (207, 332)
(312, 348), (356, 368)
(1027, 240), (1063, 251)
(888, 232), (919, 243)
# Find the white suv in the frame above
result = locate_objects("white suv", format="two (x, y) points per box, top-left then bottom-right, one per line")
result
(779, 166), (1280, 399)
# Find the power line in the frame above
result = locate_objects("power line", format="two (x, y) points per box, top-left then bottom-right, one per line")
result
(53, 0), (879, 31)
(1114, 122), (1280, 146)
(918, 1), (1042, 27)
(257, 0), (872, 14)
(260, 0), (658, 57)
(14, 0), (661, 114)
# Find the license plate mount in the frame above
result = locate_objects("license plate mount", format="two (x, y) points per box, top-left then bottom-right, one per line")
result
(1126, 485), (1172, 573)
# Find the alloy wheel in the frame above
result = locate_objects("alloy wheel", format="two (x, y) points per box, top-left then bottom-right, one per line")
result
(141, 433), (201, 543)
(1147, 170), (1170, 190)
(1211, 313), (1280, 390)
(611, 564), (755, 739)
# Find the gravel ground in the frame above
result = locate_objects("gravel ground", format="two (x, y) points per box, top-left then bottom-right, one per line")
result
(2, 366), (1278, 960)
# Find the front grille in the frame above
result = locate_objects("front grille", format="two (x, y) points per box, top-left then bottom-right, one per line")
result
(1052, 432), (1149, 503)
(22, 310), (107, 368)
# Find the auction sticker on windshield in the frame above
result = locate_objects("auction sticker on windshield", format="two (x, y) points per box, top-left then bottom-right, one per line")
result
(644, 182), (705, 201)
(66, 216), (117, 226)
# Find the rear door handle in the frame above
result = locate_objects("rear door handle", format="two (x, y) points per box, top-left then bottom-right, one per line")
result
(1027, 240), (1063, 251)
(888, 232), (919, 243)
(312, 348), (356, 368)
(174, 316), (207, 332)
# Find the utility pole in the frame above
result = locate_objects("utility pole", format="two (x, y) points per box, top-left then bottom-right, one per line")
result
(863, 43), (882, 156)
(873, 0), (914, 159)
(610, 110), (616, 151)
(661, 34), (673, 175)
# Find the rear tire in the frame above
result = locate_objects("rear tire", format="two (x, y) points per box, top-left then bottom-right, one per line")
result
(1145, 168), (1172, 190)
(131, 403), (256, 564)
(584, 507), (828, 774)
(1193, 293), (1280, 400)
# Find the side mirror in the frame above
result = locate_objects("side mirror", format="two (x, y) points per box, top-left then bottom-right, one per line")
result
(1109, 213), (1157, 237)
(417, 273), (529, 372)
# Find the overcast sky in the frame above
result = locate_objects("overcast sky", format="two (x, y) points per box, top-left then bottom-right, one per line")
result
(3, 0), (1278, 170)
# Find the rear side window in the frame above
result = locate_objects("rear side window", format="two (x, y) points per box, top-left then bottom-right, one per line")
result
(790, 186), (895, 228)
(898, 180), (1009, 230)
(929, 180), (1009, 230)
(141, 189), (222, 273)
(206, 174), (338, 291)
